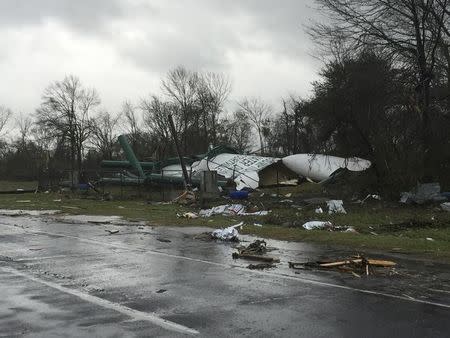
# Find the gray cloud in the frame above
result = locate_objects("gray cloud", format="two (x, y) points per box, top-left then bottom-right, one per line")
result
(0, 0), (321, 114)
(0, 0), (126, 33)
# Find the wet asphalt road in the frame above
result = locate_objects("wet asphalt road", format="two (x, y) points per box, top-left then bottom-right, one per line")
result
(1, 214), (450, 337)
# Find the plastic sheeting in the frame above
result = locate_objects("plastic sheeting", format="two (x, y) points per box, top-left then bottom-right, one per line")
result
(199, 204), (269, 217)
(211, 222), (243, 241)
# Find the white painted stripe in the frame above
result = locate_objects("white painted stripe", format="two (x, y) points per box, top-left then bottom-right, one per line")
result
(3, 224), (450, 310)
(1, 266), (199, 336)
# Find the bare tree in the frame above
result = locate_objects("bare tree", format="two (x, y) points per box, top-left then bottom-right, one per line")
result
(0, 105), (12, 137)
(161, 66), (200, 152)
(15, 114), (33, 146)
(90, 111), (121, 158)
(122, 101), (140, 141)
(197, 72), (231, 145)
(36, 75), (100, 179)
(227, 111), (253, 153)
(238, 97), (272, 154)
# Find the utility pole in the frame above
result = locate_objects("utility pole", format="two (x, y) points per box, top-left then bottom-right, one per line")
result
(167, 114), (191, 189)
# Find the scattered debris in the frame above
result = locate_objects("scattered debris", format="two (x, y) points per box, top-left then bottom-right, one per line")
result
(327, 200), (347, 214)
(105, 229), (119, 234)
(16, 200), (31, 203)
(441, 202), (450, 212)
(253, 223), (263, 227)
(53, 199), (62, 202)
(199, 204), (269, 217)
(302, 221), (356, 232)
(361, 194), (381, 203)
(211, 222), (243, 241)
(178, 212), (199, 219)
(426, 237), (435, 242)
(232, 240), (280, 263)
(315, 207), (324, 214)
(400, 183), (446, 204)
(157, 238), (172, 243)
(289, 255), (396, 276)
(284, 193), (292, 198)
(239, 240), (268, 255)
(173, 190), (196, 204)
(247, 263), (275, 270)
(200, 204), (245, 217)
(302, 221), (333, 230)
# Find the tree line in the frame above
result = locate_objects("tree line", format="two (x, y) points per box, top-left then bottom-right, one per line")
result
(1, 0), (449, 193)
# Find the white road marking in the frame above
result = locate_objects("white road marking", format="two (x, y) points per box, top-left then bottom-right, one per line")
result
(2, 223), (450, 310)
(1, 266), (199, 336)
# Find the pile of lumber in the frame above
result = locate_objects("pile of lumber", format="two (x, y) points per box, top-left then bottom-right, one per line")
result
(288, 255), (396, 276)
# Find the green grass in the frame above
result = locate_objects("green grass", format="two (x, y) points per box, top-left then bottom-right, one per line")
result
(0, 187), (449, 261)
(0, 180), (38, 191)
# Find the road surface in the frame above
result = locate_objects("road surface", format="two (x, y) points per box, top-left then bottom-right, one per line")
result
(0, 213), (450, 337)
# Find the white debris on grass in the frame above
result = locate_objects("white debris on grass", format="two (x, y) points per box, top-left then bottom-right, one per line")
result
(361, 194), (381, 203)
(302, 221), (333, 230)
(178, 212), (199, 219)
(315, 207), (324, 214)
(327, 200), (347, 214)
(302, 221), (356, 233)
(441, 202), (450, 212)
(199, 204), (268, 217)
(211, 222), (244, 241)
(240, 210), (269, 216)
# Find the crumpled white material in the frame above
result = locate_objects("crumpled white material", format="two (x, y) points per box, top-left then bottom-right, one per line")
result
(211, 222), (243, 241)
(199, 204), (246, 217)
(327, 200), (347, 214)
(199, 204), (268, 217)
(302, 221), (333, 230)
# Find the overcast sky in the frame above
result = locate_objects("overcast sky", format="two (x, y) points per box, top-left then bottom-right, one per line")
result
(0, 0), (321, 115)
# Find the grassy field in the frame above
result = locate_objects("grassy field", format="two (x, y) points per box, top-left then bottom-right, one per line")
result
(0, 180), (38, 191)
(0, 183), (449, 261)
